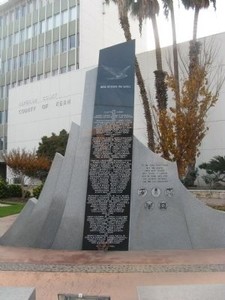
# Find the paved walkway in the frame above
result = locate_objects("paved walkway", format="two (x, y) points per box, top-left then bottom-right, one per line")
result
(1, 213), (225, 299)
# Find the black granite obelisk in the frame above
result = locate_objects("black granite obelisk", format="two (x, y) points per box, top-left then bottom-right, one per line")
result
(82, 40), (135, 250)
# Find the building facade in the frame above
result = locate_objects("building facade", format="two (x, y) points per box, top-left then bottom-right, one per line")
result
(1, 0), (224, 184)
(0, 0), (79, 158)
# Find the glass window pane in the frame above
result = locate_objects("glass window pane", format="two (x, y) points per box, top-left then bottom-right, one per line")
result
(14, 32), (19, 44)
(21, 5), (26, 17)
(33, 23), (39, 36)
(46, 44), (51, 58)
(40, 20), (46, 34)
(13, 57), (17, 69)
(19, 54), (24, 67)
(15, 7), (20, 19)
(69, 6), (77, 21)
(62, 10), (68, 25)
(54, 13), (60, 27)
(25, 52), (30, 65)
(61, 37), (67, 53)
(27, 26), (32, 39)
(32, 49), (37, 63)
(53, 40), (59, 55)
(20, 29), (25, 43)
(8, 35), (12, 47)
(39, 46), (44, 61)
(47, 16), (53, 31)
(69, 35), (76, 49)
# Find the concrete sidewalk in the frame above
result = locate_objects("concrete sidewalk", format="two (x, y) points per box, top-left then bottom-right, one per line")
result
(1, 214), (225, 300)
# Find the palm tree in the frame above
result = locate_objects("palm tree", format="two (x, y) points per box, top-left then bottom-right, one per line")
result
(181, 0), (216, 74)
(105, 0), (155, 151)
(130, 0), (168, 111)
(129, 0), (169, 158)
(161, 0), (180, 106)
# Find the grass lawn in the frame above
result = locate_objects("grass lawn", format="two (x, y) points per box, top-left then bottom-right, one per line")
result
(0, 201), (25, 218)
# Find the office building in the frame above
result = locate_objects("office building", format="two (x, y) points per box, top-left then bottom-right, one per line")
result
(0, 0), (224, 183)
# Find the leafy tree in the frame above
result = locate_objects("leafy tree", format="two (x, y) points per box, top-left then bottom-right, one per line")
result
(3, 149), (51, 198)
(106, 0), (220, 182)
(37, 129), (69, 161)
(105, 0), (155, 151)
(155, 53), (220, 179)
(199, 156), (225, 188)
(179, 0), (217, 185)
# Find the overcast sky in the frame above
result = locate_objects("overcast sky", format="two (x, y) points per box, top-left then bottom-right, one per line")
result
(146, 0), (225, 49)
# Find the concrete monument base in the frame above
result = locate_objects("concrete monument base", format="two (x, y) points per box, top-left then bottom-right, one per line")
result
(137, 285), (225, 300)
(0, 287), (35, 300)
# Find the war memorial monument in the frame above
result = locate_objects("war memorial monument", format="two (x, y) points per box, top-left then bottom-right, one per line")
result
(1, 41), (225, 299)
(1, 40), (225, 251)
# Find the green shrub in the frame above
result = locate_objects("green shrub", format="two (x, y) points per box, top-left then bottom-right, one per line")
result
(33, 184), (43, 199)
(25, 190), (31, 198)
(0, 178), (8, 199)
(7, 184), (22, 198)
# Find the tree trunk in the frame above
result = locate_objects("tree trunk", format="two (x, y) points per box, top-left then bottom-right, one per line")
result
(119, 13), (155, 150)
(135, 59), (155, 151)
(151, 14), (168, 157)
(185, 6), (200, 186)
(170, 1), (180, 108)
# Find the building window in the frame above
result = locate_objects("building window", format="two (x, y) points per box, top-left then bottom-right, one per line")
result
(14, 32), (19, 44)
(61, 37), (67, 53)
(2, 61), (6, 73)
(7, 59), (11, 72)
(15, 7), (20, 20)
(20, 29), (25, 43)
(32, 49), (37, 63)
(52, 69), (58, 76)
(31, 76), (36, 82)
(54, 13), (60, 28)
(27, 26), (32, 39)
(8, 35), (13, 47)
(5, 84), (10, 97)
(45, 43), (51, 58)
(3, 36), (7, 49)
(53, 40), (59, 55)
(69, 34), (76, 49)
(69, 6), (77, 21)
(19, 54), (24, 68)
(8, 10), (14, 22)
(25, 51), (30, 65)
(13, 57), (17, 69)
(27, 1), (32, 14)
(33, 23), (39, 36)
(0, 112), (3, 124)
(60, 66), (66, 74)
(46, 16), (53, 31)
(0, 87), (3, 98)
(4, 136), (7, 150)
(61, 10), (68, 25)
(21, 5), (26, 17)
(40, 20), (46, 34)
(45, 71), (51, 78)
(38, 46), (44, 61)
(68, 64), (75, 72)
(0, 137), (3, 150)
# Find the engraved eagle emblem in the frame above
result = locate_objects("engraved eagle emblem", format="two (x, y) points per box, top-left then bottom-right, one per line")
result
(101, 65), (131, 80)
